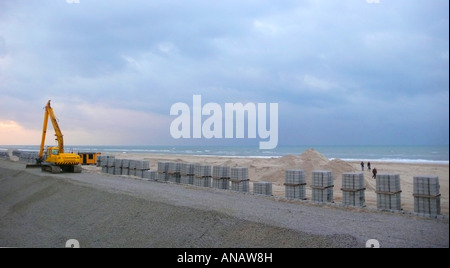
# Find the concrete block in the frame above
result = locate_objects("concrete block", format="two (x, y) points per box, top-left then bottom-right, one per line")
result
(121, 159), (130, 169)
(169, 173), (181, 184)
(231, 180), (250, 193)
(376, 174), (401, 192)
(213, 166), (231, 178)
(194, 177), (211, 188)
(108, 167), (115, 175)
(121, 168), (129, 176)
(377, 193), (402, 210)
(285, 185), (306, 200)
(157, 162), (170, 173)
(114, 159), (123, 169)
(414, 176), (440, 196)
(157, 173), (169, 182)
(212, 178), (230, 190)
(143, 170), (157, 181)
(181, 163), (196, 176)
(135, 160), (150, 170)
(312, 170), (333, 187)
(168, 162), (182, 174)
(181, 175), (195, 185)
(342, 172), (365, 190)
(129, 160), (136, 170)
(107, 157), (116, 167)
(254, 182), (272, 196)
(231, 167), (249, 180)
(195, 164), (212, 177)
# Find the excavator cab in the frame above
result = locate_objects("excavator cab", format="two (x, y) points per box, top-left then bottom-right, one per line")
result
(49, 147), (59, 156)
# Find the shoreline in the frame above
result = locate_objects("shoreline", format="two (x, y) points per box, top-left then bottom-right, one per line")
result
(1, 145), (448, 165)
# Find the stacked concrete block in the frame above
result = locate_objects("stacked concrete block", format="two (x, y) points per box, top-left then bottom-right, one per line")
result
(102, 166), (108, 173)
(376, 174), (402, 211)
(194, 176), (211, 188)
(18, 151), (39, 164)
(212, 166), (231, 190)
(181, 163), (195, 185)
(129, 160), (136, 170)
(21, 151), (40, 164)
(129, 168), (137, 177)
(157, 162), (170, 181)
(108, 167), (115, 175)
(0, 151), (9, 159)
(114, 159), (123, 170)
(121, 159), (130, 169)
(121, 167), (129, 176)
(135, 160), (150, 170)
(413, 176), (441, 215)
(285, 170), (307, 200)
(114, 167), (122, 176)
(195, 164), (212, 177)
(231, 167), (250, 193)
(120, 159), (130, 175)
(213, 166), (231, 178)
(311, 171), (334, 203)
(254, 182), (273, 196)
(99, 156), (109, 167)
(341, 173), (366, 207)
(212, 178), (230, 190)
(194, 164), (212, 188)
(168, 162), (182, 183)
(107, 156), (116, 168)
(134, 160), (150, 178)
(143, 170), (158, 181)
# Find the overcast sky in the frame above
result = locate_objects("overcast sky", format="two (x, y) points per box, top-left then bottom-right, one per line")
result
(0, 0), (448, 147)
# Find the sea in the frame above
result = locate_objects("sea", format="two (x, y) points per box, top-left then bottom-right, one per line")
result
(1, 145), (448, 165)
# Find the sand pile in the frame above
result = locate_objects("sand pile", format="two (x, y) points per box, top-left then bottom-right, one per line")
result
(252, 149), (357, 186)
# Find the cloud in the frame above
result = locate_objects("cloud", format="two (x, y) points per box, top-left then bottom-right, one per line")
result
(0, 0), (448, 146)
(0, 120), (43, 145)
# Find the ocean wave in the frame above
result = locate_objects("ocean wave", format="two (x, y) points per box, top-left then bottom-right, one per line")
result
(338, 158), (449, 165)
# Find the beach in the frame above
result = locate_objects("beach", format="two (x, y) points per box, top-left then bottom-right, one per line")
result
(103, 149), (449, 215)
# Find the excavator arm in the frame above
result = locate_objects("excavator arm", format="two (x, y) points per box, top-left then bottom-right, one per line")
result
(38, 100), (65, 161)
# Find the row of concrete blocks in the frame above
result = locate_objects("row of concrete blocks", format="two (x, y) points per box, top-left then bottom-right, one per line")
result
(16, 151), (40, 164)
(156, 162), (256, 193)
(285, 171), (364, 208)
(98, 156), (150, 170)
(284, 170), (338, 204)
(0, 151), (9, 158)
(101, 166), (157, 180)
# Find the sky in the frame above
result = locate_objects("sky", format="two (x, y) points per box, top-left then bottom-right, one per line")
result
(0, 0), (448, 147)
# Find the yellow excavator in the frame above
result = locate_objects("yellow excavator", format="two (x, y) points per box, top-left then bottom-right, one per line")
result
(26, 100), (82, 173)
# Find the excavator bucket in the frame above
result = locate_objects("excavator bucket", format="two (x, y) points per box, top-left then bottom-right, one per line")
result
(26, 164), (42, 169)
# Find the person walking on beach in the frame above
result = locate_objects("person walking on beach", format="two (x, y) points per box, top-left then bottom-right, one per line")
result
(367, 162), (371, 171)
(372, 168), (377, 179)
(361, 161), (364, 171)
